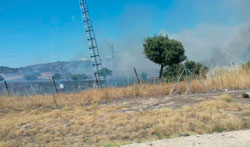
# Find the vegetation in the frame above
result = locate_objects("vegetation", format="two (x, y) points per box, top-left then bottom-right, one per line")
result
(98, 68), (112, 78)
(241, 62), (250, 71)
(1, 67), (250, 146)
(143, 35), (186, 79)
(163, 60), (208, 82)
(0, 93), (249, 147)
(53, 73), (63, 80)
(0, 75), (4, 82)
(0, 66), (19, 74)
(71, 74), (88, 81)
(23, 72), (41, 81)
(242, 93), (250, 99)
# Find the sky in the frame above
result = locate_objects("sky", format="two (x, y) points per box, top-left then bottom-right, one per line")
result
(0, 0), (249, 68)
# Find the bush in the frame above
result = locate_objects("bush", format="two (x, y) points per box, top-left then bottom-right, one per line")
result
(163, 60), (208, 83)
(23, 72), (41, 81)
(71, 74), (88, 81)
(162, 64), (183, 82)
(242, 93), (250, 99)
(97, 68), (112, 78)
(217, 94), (233, 102)
(241, 62), (250, 71)
(53, 73), (63, 80)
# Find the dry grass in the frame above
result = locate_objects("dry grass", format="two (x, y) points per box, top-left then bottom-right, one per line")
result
(0, 94), (250, 147)
(1, 67), (250, 146)
(1, 67), (250, 110)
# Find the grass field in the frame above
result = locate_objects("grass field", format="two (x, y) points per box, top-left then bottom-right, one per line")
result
(1, 67), (250, 147)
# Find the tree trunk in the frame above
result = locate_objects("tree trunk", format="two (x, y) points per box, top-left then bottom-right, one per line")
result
(159, 65), (164, 79)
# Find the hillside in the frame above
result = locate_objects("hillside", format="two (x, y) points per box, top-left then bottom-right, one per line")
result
(1, 60), (111, 81)
(0, 66), (19, 74)
(19, 60), (93, 77)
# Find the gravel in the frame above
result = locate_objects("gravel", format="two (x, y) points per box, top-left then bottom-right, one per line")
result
(122, 130), (250, 147)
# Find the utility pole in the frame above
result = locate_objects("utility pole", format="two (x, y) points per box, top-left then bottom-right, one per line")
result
(79, 0), (106, 88)
(111, 43), (117, 72)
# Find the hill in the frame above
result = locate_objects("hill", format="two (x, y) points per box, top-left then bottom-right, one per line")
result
(1, 60), (110, 81)
(0, 66), (19, 74)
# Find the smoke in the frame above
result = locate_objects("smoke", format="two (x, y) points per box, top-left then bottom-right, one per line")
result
(209, 24), (250, 66)
(106, 4), (160, 76)
(161, 0), (250, 67)
(97, 0), (250, 77)
(230, 0), (250, 19)
(163, 23), (250, 67)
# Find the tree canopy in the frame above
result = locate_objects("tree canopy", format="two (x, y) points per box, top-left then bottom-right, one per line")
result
(143, 35), (186, 79)
(98, 68), (112, 79)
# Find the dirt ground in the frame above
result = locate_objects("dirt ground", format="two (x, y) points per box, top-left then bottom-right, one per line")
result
(122, 129), (250, 147)
(103, 90), (250, 113)
(112, 90), (250, 147)
(1, 89), (250, 147)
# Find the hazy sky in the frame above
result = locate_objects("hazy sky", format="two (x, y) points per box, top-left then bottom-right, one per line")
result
(0, 0), (249, 67)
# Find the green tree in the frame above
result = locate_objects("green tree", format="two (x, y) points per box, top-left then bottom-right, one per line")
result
(143, 35), (186, 79)
(53, 73), (63, 80)
(98, 68), (112, 79)
(0, 75), (4, 81)
(71, 74), (88, 81)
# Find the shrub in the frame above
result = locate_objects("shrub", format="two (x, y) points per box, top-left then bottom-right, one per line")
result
(217, 94), (233, 102)
(163, 60), (208, 83)
(241, 62), (250, 71)
(53, 73), (63, 80)
(23, 72), (41, 81)
(242, 93), (250, 99)
(71, 74), (88, 81)
(97, 68), (112, 78)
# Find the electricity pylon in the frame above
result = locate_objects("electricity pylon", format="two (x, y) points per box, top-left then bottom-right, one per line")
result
(79, 0), (106, 88)
(111, 43), (117, 72)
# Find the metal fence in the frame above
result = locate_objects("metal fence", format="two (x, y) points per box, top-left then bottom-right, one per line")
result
(0, 75), (161, 97)
(0, 80), (95, 96)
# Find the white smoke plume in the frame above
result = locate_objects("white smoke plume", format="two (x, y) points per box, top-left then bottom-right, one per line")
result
(97, 0), (250, 77)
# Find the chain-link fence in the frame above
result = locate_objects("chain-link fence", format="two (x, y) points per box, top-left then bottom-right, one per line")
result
(0, 80), (95, 96)
(0, 76), (161, 97)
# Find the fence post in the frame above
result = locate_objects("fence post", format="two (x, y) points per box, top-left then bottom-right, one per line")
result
(52, 76), (58, 93)
(4, 81), (10, 97)
(134, 67), (141, 85)
(49, 79), (57, 107)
